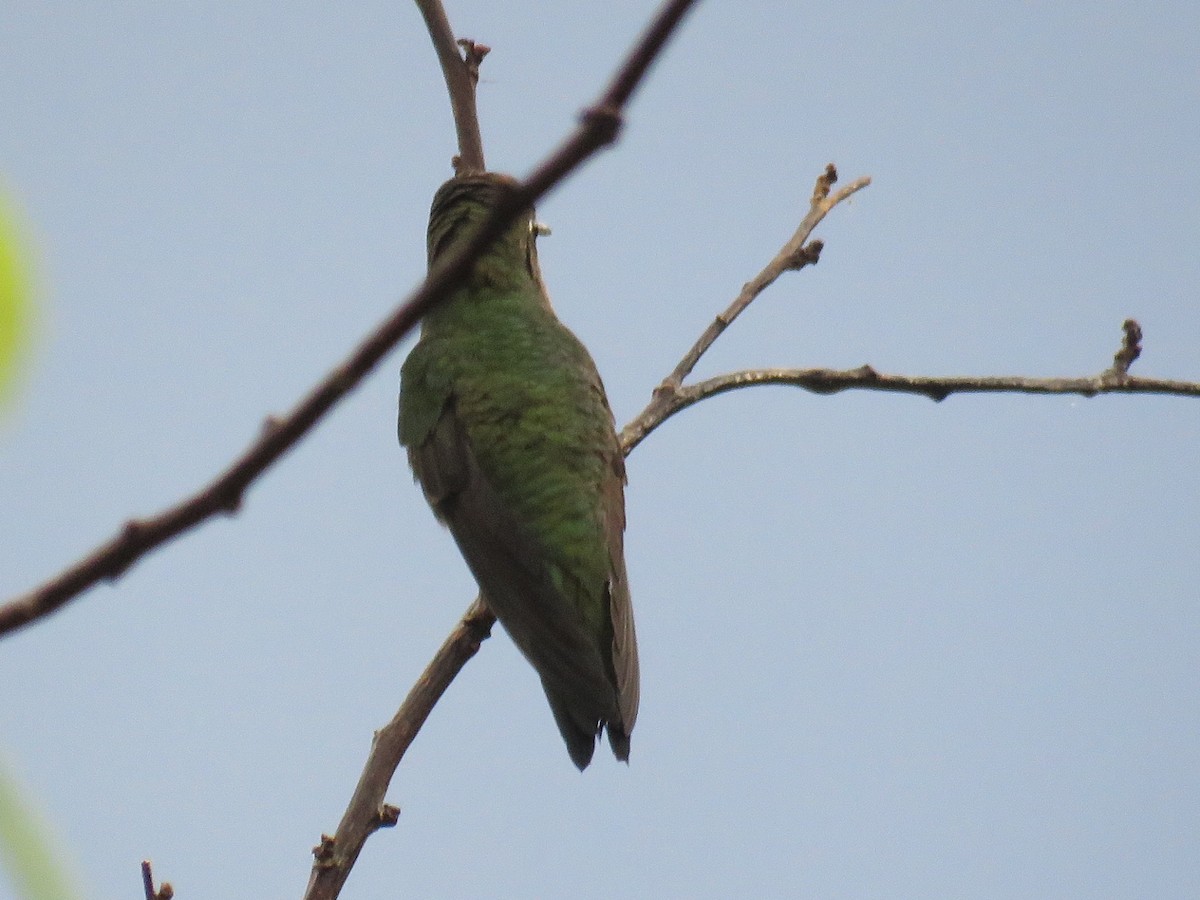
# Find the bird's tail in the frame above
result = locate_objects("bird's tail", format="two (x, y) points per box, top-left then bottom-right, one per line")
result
(543, 683), (633, 770)
(544, 686), (599, 771)
(606, 723), (631, 763)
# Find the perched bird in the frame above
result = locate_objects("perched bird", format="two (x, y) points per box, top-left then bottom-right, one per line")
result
(398, 173), (638, 770)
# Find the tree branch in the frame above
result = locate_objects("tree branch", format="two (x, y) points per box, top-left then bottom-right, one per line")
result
(0, 0), (703, 641)
(659, 355), (1200, 420)
(304, 598), (494, 900)
(303, 141), (1200, 894)
(141, 860), (173, 900)
(620, 165), (871, 451)
(413, 0), (486, 173)
(668, 164), (869, 390)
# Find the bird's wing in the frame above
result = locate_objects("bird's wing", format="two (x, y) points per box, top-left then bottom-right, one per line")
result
(409, 394), (618, 725)
(602, 434), (639, 748)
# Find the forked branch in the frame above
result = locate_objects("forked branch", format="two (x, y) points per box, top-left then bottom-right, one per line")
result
(303, 163), (873, 899)
(307, 145), (1200, 894)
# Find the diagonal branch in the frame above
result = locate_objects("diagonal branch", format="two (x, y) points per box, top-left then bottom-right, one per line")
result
(668, 164), (869, 390)
(0, 0), (703, 642)
(305, 597), (495, 900)
(620, 165), (871, 452)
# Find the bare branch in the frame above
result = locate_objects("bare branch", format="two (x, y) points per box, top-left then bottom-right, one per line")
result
(620, 166), (871, 451)
(0, 0), (703, 642)
(304, 598), (494, 900)
(413, 0), (486, 173)
(634, 320), (1188, 443)
(623, 319), (1195, 455)
(668, 166), (870, 390)
(300, 139), (1200, 893)
(661, 361), (1200, 424)
(141, 860), (173, 900)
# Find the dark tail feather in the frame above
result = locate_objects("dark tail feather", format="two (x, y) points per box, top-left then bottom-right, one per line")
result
(606, 724), (631, 763)
(544, 686), (598, 771)
(543, 682), (634, 770)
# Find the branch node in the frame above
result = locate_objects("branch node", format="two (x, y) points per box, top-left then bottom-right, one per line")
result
(653, 377), (682, 400)
(312, 833), (337, 867)
(217, 485), (244, 515)
(1108, 317), (1143, 378)
(812, 163), (838, 202)
(787, 240), (823, 270)
(120, 519), (145, 545)
(463, 603), (496, 648)
(579, 104), (624, 146)
(377, 804), (401, 828)
(456, 38), (491, 85)
(109, 521), (147, 579)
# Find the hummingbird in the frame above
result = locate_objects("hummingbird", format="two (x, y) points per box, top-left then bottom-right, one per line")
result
(398, 172), (639, 770)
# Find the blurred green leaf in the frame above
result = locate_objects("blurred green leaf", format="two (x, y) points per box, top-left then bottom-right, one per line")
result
(0, 188), (36, 411)
(0, 757), (82, 900)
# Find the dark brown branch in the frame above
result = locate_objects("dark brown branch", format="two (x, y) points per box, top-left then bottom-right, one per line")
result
(0, 0), (703, 642)
(413, 0), (486, 173)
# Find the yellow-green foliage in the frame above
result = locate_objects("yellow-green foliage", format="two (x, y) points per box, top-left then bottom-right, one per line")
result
(0, 188), (35, 411)
(0, 758), (82, 900)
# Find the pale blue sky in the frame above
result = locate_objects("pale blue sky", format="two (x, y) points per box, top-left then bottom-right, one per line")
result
(2, 2), (1199, 898)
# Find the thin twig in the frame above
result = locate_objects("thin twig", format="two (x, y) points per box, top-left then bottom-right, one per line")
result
(671, 166), (868, 388)
(619, 166), (871, 451)
(413, 0), (486, 172)
(1108, 318), (1143, 377)
(301, 136), (1200, 892)
(141, 860), (173, 900)
(657, 360), (1200, 424)
(0, 0), (703, 642)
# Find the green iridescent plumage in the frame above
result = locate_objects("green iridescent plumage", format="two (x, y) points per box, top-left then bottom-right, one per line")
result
(398, 173), (638, 769)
